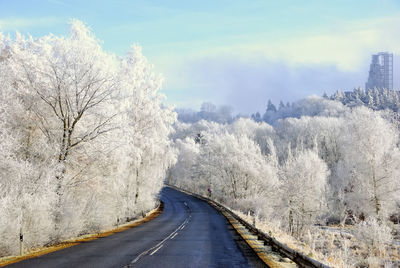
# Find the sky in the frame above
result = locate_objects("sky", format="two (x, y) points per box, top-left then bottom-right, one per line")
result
(1, 0), (400, 114)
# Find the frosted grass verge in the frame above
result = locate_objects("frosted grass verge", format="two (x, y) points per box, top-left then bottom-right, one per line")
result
(0, 202), (162, 267)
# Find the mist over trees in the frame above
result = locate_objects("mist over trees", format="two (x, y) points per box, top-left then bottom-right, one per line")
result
(0, 20), (176, 255)
(176, 102), (234, 123)
(171, 96), (400, 266)
(253, 96), (348, 125)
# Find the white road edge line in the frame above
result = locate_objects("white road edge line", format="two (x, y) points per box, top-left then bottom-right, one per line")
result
(130, 216), (190, 264)
(171, 232), (178, 239)
(150, 245), (163, 256)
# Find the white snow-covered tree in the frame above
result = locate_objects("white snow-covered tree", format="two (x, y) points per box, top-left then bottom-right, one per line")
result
(170, 123), (280, 217)
(280, 148), (329, 235)
(202, 132), (279, 201)
(0, 56), (57, 254)
(337, 107), (400, 221)
(228, 118), (276, 155)
(113, 44), (177, 218)
(4, 20), (121, 236)
(168, 137), (200, 190)
(0, 19), (176, 254)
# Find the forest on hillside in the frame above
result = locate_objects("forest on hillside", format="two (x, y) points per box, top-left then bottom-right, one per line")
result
(170, 96), (400, 267)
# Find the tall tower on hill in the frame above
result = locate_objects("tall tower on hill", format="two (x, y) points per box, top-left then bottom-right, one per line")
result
(365, 52), (393, 90)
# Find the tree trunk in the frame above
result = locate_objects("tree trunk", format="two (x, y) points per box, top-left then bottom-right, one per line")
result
(289, 200), (293, 235)
(371, 157), (381, 220)
(134, 168), (140, 205)
(54, 167), (66, 241)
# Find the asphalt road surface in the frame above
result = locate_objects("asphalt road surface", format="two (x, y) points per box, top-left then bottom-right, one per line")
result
(7, 187), (265, 268)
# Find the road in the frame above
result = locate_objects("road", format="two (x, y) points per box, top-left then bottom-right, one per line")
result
(7, 187), (265, 268)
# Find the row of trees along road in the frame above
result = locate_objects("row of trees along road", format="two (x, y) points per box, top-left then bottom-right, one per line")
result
(0, 20), (176, 256)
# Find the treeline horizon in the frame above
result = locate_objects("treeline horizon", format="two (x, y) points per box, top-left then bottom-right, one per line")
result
(176, 87), (400, 125)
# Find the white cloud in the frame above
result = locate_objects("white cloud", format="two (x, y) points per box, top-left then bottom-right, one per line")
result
(158, 14), (400, 113)
(261, 16), (400, 71)
(153, 13), (400, 73)
(231, 15), (400, 71)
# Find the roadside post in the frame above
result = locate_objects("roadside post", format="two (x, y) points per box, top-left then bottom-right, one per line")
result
(19, 227), (23, 255)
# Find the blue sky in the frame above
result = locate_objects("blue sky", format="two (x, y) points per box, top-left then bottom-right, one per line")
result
(1, 0), (400, 114)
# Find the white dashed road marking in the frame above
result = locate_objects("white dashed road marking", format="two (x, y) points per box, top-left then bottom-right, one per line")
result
(129, 201), (190, 265)
(171, 232), (178, 239)
(150, 245), (163, 256)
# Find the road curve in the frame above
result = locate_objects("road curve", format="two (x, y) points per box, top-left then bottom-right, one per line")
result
(7, 187), (265, 268)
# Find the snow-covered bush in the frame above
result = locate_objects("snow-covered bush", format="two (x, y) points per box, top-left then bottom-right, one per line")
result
(354, 217), (393, 266)
(354, 217), (392, 249)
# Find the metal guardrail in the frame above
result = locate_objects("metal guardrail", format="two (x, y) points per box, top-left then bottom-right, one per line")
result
(167, 184), (330, 268)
